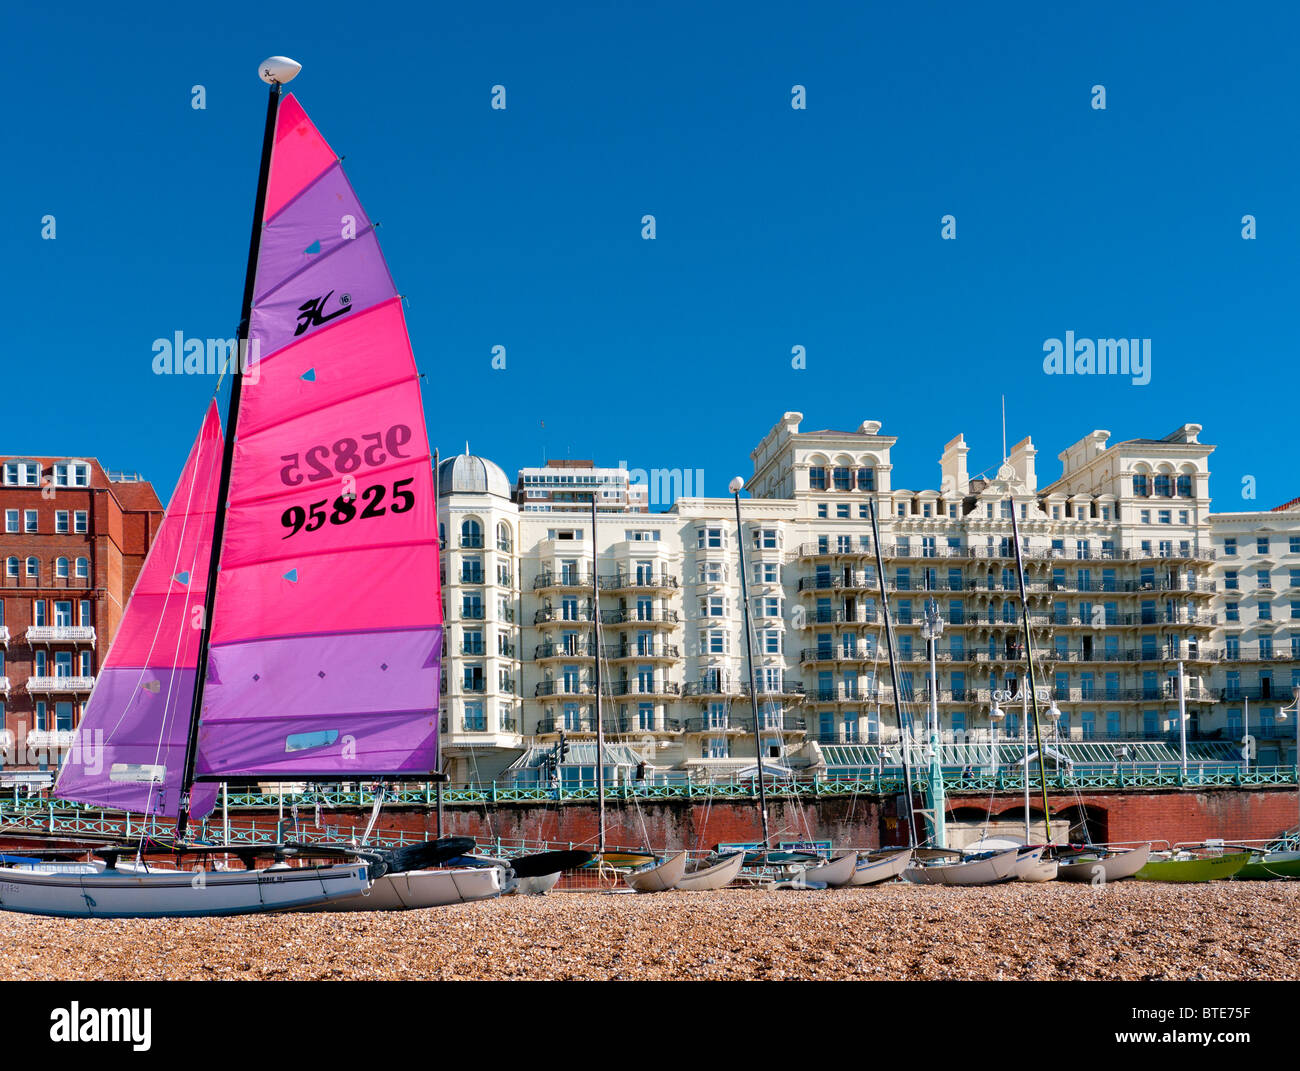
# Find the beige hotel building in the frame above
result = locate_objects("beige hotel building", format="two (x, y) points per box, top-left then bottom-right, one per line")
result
(435, 414), (1300, 786)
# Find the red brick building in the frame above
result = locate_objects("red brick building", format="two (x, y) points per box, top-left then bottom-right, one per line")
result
(0, 457), (163, 786)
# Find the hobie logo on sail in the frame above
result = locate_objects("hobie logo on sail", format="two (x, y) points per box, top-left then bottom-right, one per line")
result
(294, 289), (351, 336)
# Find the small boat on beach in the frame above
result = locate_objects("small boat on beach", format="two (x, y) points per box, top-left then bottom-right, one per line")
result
(1055, 844), (1151, 883)
(1013, 846), (1057, 883)
(676, 851), (746, 892)
(849, 848), (913, 886)
(904, 847), (1020, 886)
(791, 852), (858, 888)
(625, 851), (688, 892)
(1135, 849), (1251, 883)
(1234, 848), (1300, 880)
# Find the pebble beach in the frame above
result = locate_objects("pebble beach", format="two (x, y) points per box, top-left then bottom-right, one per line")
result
(0, 882), (1295, 981)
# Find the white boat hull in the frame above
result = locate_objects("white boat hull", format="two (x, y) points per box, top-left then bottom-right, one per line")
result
(1013, 848), (1057, 882)
(625, 851), (687, 892)
(0, 862), (370, 919)
(306, 865), (504, 910)
(676, 851), (746, 892)
(1055, 844), (1151, 883)
(793, 852), (858, 888)
(904, 848), (1020, 886)
(850, 849), (913, 886)
(513, 872), (562, 896)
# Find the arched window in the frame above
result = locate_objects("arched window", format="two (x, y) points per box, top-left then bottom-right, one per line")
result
(55, 557), (68, 579)
(857, 465), (875, 491)
(1132, 472), (1150, 496)
(5, 556), (17, 578)
(25, 557), (38, 578)
(75, 557), (89, 579)
(460, 518), (483, 548)
(496, 521), (513, 552)
(1176, 474), (1192, 498)
(808, 465), (827, 491)
(832, 466), (852, 491)
(1153, 473), (1172, 497)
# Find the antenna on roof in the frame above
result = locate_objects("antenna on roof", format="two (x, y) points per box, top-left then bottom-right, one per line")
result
(1001, 395), (1007, 463)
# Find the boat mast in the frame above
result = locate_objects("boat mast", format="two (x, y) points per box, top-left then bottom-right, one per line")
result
(1008, 498), (1052, 843)
(433, 448), (443, 839)
(867, 497), (918, 849)
(921, 601), (945, 848)
(731, 477), (770, 848)
(176, 64), (290, 841)
(591, 492), (605, 854)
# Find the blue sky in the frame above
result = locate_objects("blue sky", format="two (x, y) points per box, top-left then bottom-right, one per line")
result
(6, 1), (1296, 509)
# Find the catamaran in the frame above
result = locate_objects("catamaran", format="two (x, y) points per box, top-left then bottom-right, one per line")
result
(0, 56), (506, 917)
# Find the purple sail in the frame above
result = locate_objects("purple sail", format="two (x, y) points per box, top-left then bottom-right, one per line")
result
(54, 405), (223, 819)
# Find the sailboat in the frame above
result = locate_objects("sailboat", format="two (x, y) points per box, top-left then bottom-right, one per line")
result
(0, 57), (492, 917)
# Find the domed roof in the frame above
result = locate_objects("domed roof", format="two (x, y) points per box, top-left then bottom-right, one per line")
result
(438, 452), (512, 500)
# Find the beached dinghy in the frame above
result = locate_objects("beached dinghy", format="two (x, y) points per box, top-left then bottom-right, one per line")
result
(677, 851), (746, 892)
(849, 848), (913, 886)
(625, 851), (688, 892)
(904, 847), (1020, 886)
(1235, 848), (1300, 880)
(1055, 843), (1151, 883)
(1136, 849), (1251, 882)
(790, 852), (858, 888)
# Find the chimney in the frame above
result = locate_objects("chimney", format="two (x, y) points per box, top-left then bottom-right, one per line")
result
(940, 434), (969, 498)
(1009, 436), (1037, 491)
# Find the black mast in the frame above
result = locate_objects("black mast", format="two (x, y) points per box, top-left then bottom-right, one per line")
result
(1009, 499), (1053, 842)
(867, 497), (918, 848)
(175, 79), (283, 841)
(732, 480), (770, 848)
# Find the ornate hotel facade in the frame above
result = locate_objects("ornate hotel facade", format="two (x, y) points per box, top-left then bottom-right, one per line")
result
(436, 414), (1300, 786)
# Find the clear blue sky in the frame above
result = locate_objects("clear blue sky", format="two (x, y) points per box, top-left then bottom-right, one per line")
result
(6, 1), (1296, 509)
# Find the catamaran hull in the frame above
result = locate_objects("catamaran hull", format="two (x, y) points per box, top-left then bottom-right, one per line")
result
(625, 851), (687, 892)
(305, 865), (504, 910)
(1235, 850), (1300, 880)
(850, 849), (913, 886)
(1055, 844), (1151, 883)
(676, 851), (746, 892)
(0, 862), (370, 919)
(1135, 852), (1251, 883)
(1013, 848), (1057, 882)
(904, 848), (1021, 886)
(792, 852), (858, 888)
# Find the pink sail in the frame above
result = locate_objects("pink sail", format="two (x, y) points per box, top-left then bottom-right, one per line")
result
(54, 404), (223, 818)
(195, 94), (442, 781)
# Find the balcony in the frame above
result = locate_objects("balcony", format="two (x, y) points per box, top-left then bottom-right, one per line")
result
(606, 679), (682, 698)
(607, 642), (680, 661)
(601, 608), (679, 626)
(534, 607), (596, 625)
(533, 571), (596, 591)
(534, 679), (600, 698)
(459, 535), (485, 548)
(26, 675), (95, 693)
(459, 570), (486, 585)
(26, 626), (96, 646)
(600, 572), (679, 592)
(24, 729), (77, 749)
(460, 605), (486, 620)
(535, 641), (597, 660)
(683, 678), (744, 697)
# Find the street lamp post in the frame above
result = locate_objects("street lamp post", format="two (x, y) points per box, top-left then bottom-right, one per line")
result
(1279, 685), (1300, 838)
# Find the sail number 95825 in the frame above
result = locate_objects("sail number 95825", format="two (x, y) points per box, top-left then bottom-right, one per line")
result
(280, 478), (415, 539)
(279, 425), (412, 486)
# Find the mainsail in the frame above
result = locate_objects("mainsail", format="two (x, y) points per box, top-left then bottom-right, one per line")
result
(192, 95), (442, 781)
(55, 403), (223, 818)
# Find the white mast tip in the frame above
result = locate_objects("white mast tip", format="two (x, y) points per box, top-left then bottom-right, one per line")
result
(259, 57), (302, 85)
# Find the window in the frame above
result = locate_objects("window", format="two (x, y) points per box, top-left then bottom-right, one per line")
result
(75, 557), (88, 579)
(1132, 474), (1149, 496)
(835, 503), (850, 519)
(1258, 537), (1270, 555)
(496, 522), (512, 552)
(1224, 538), (1237, 556)
(55, 511), (69, 534)
(459, 518), (483, 548)
(1225, 570), (1238, 590)
(3, 462), (41, 486)
(5, 557), (16, 578)
(1176, 474), (1192, 497)
(752, 528), (778, 550)
(832, 467), (852, 491)
(23, 510), (38, 533)
(700, 596), (726, 618)
(3, 510), (15, 533)
(809, 466), (827, 491)
(74, 511), (88, 534)
(762, 631), (782, 655)
(55, 557), (68, 579)
(1291, 536), (1300, 554)
(1259, 602), (1272, 621)
(25, 557), (38, 579)
(1157, 510), (1171, 525)
(696, 527), (723, 549)
(857, 466), (875, 491)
